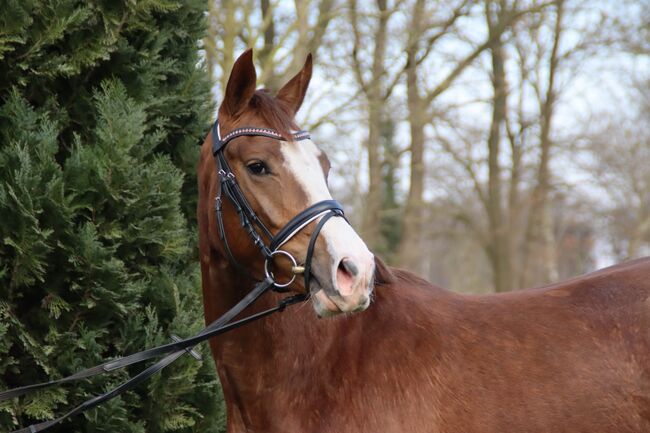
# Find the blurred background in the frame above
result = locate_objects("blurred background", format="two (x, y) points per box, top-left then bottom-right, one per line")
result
(0, 1), (647, 432)
(204, 0), (649, 294)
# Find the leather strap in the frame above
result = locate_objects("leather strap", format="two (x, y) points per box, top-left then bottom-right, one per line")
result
(4, 118), (345, 432)
(212, 119), (347, 290)
(5, 279), (308, 433)
(270, 200), (344, 251)
(212, 120), (310, 155)
(1, 278), (273, 403)
(302, 211), (339, 290)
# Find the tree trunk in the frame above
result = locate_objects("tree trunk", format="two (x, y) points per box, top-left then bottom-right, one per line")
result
(220, 1), (237, 93)
(486, 0), (512, 292)
(396, 0), (426, 271)
(520, 0), (564, 287)
(259, 0), (276, 72)
(360, 0), (389, 251)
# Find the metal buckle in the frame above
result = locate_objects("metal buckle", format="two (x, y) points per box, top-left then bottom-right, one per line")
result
(264, 250), (298, 288)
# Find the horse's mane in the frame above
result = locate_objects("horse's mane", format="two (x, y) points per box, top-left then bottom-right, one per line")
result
(374, 255), (396, 286)
(249, 89), (297, 140)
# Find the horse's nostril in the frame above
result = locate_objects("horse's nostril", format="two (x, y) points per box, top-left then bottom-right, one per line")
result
(335, 258), (359, 297)
(339, 258), (359, 277)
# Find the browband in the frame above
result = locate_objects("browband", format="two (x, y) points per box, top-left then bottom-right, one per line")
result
(212, 120), (311, 155)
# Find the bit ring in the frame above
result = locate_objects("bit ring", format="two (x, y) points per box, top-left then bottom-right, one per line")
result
(264, 250), (298, 288)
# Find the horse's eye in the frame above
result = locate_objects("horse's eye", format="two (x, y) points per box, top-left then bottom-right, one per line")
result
(247, 161), (269, 176)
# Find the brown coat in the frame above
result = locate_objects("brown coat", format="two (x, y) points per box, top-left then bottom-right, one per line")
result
(198, 124), (650, 431)
(198, 49), (650, 433)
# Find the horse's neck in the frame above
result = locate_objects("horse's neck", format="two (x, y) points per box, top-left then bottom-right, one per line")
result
(204, 261), (459, 428)
(204, 260), (340, 367)
(205, 262), (458, 362)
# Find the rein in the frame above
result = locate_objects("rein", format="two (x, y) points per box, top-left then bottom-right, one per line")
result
(1, 120), (347, 432)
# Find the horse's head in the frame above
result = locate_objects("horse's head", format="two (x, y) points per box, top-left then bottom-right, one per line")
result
(210, 49), (375, 317)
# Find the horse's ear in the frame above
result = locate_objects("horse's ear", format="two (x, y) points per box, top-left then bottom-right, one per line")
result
(220, 49), (257, 118)
(276, 54), (312, 116)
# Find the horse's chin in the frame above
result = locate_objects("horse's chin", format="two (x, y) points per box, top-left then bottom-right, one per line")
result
(309, 279), (372, 318)
(311, 289), (344, 318)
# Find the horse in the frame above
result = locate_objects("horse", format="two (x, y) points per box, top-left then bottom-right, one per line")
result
(197, 49), (650, 433)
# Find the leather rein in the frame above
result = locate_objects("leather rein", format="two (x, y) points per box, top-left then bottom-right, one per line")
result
(1, 120), (347, 433)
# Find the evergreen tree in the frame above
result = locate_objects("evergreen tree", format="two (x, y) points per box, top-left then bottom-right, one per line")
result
(0, 1), (225, 432)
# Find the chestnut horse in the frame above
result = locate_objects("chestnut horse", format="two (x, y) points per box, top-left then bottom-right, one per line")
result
(197, 50), (650, 433)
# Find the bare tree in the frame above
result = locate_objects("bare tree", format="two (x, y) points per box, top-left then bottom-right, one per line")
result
(204, 0), (338, 100)
(584, 86), (650, 260)
(396, 0), (475, 272)
(424, 0), (604, 292)
(201, 0), (648, 293)
(394, 0), (554, 280)
(347, 0), (405, 251)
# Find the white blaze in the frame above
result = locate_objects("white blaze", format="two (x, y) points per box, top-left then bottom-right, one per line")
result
(280, 140), (373, 293)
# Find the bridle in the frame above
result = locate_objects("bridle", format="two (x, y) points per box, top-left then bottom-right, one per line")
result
(1, 119), (349, 433)
(212, 119), (346, 291)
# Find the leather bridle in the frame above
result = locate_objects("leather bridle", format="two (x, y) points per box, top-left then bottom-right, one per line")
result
(211, 119), (346, 292)
(1, 119), (350, 433)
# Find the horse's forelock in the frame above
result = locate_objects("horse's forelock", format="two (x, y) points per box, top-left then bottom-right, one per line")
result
(248, 89), (297, 141)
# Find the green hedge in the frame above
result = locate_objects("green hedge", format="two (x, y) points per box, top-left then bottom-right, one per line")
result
(0, 1), (225, 431)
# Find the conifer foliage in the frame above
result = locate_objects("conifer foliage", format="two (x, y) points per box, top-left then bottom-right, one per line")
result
(0, 1), (225, 431)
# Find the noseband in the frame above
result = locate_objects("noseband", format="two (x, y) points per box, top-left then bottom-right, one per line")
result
(212, 120), (346, 292)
